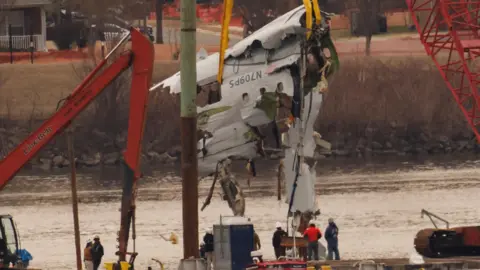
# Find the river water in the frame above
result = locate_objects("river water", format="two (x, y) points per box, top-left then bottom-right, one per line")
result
(1, 157), (480, 270)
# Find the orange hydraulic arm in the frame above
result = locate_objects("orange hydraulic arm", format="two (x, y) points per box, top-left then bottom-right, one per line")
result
(0, 27), (153, 261)
(0, 27), (152, 189)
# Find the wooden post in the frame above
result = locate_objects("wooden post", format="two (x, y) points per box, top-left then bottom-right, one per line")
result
(277, 160), (283, 201)
(180, 0), (199, 258)
(30, 21), (34, 64)
(8, 24), (13, 64)
(66, 126), (82, 270)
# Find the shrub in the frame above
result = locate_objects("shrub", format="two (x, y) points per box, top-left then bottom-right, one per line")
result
(316, 56), (466, 138)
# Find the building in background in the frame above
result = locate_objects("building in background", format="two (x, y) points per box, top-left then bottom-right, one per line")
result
(0, 0), (51, 52)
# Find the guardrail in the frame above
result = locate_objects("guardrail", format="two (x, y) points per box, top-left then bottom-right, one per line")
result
(0, 35), (45, 52)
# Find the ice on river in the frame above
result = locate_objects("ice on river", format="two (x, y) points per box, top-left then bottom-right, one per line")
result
(2, 166), (480, 270)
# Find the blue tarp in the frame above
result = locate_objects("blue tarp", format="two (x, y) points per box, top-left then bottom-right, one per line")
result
(17, 249), (32, 262)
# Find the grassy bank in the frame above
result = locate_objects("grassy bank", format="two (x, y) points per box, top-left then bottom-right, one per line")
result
(0, 61), (180, 120)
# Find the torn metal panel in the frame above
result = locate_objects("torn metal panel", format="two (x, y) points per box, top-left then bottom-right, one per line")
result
(150, 5), (310, 94)
(225, 5), (307, 58)
(197, 123), (258, 175)
(283, 149), (319, 213)
(153, 50), (297, 97)
(197, 100), (259, 175)
(303, 89), (324, 158)
(283, 87), (324, 158)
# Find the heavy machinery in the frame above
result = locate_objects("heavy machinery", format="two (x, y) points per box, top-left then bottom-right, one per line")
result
(407, 0), (480, 258)
(0, 215), (20, 267)
(415, 209), (480, 257)
(0, 27), (154, 267)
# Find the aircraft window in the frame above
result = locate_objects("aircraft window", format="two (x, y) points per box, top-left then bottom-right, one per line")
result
(276, 82), (284, 93)
(1, 218), (16, 255)
(208, 83), (222, 104)
(242, 93), (250, 104)
(196, 86), (210, 107)
(259, 87), (266, 96)
(196, 83), (222, 108)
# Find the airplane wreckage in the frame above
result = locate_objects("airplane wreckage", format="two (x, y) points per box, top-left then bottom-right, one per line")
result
(151, 3), (339, 233)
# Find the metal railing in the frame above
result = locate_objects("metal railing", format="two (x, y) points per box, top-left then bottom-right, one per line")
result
(0, 34), (45, 51)
(103, 32), (126, 51)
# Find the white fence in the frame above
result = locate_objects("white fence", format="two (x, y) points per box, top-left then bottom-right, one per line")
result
(0, 35), (45, 52)
(104, 32), (125, 49)
(104, 32), (124, 41)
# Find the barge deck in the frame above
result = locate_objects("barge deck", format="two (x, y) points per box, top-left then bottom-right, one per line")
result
(307, 257), (480, 270)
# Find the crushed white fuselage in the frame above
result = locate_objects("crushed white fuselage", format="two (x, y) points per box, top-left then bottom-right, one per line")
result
(151, 4), (338, 217)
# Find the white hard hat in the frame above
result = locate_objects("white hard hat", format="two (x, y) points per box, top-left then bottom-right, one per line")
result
(86, 239), (92, 244)
(275, 222), (282, 228)
(309, 220), (316, 225)
(93, 235), (100, 240)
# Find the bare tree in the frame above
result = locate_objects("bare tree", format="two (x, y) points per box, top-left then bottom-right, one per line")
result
(0, 0), (17, 37)
(235, 0), (346, 37)
(331, 0), (407, 56)
(155, 0), (164, 44)
(236, 0), (272, 37)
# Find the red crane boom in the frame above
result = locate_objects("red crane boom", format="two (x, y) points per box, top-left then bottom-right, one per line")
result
(0, 27), (154, 263)
(407, 0), (480, 257)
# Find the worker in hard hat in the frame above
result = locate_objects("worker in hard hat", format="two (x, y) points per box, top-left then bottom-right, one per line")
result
(203, 229), (214, 270)
(91, 235), (104, 270)
(325, 218), (340, 260)
(303, 220), (322, 261)
(272, 222), (287, 259)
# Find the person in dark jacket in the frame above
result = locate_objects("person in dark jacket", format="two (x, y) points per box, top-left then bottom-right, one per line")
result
(199, 242), (206, 259)
(324, 218), (340, 260)
(272, 222), (287, 259)
(91, 235), (104, 270)
(203, 230), (214, 270)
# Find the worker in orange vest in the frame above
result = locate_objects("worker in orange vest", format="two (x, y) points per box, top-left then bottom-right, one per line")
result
(84, 239), (93, 270)
(303, 220), (322, 261)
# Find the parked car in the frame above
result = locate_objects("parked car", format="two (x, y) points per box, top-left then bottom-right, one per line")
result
(136, 25), (155, 42)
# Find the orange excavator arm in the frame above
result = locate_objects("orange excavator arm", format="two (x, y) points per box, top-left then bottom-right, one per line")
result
(0, 27), (154, 263)
(0, 27), (153, 190)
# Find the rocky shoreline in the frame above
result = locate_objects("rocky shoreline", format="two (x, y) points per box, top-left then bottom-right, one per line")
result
(1, 123), (479, 173)
(321, 125), (479, 159)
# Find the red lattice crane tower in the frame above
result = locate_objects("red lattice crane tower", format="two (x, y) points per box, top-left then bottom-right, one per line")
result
(407, 0), (480, 258)
(407, 0), (480, 142)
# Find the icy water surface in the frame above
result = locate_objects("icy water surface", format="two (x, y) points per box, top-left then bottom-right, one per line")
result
(1, 158), (480, 269)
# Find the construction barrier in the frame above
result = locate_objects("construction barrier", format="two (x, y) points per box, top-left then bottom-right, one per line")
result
(150, 5), (412, 32)
(150, 4), (244, 26)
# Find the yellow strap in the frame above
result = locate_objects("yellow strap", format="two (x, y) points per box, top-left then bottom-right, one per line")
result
(303, 0), (313, 39)
(217, 0), (234, 84)
(312, 0), (322, 25)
